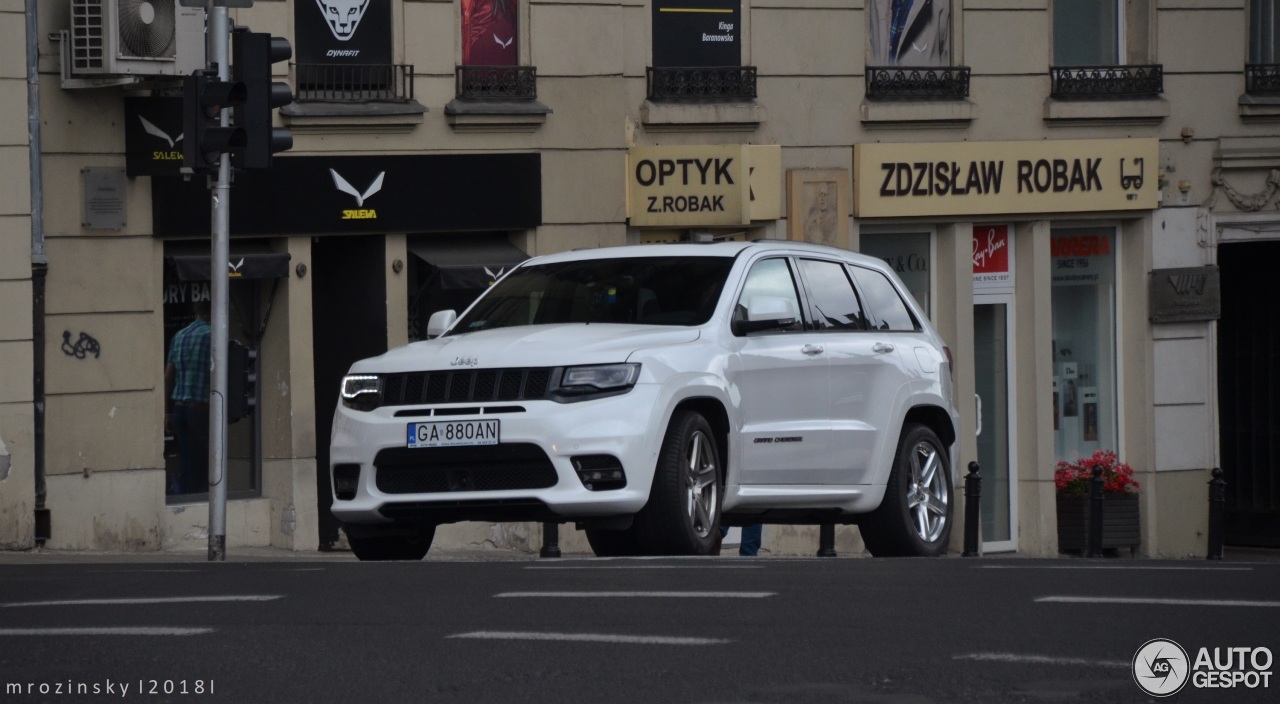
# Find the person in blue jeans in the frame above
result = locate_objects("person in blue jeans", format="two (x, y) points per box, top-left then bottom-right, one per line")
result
(718, 524), (763, 556)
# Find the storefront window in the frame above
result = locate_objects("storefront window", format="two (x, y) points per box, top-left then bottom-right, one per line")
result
(1051, 226), (1117, 463)
(859, 232), (932, 319)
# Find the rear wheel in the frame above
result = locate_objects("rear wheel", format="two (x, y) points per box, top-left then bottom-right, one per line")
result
(346, 525), (436, 561)
(860, 424), (952, 557)
(633, 410), (721, 556)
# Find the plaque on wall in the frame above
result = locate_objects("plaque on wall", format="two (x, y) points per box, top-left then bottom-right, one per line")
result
(82, 167), (127, 231)
(1149, 266), (1221, 323)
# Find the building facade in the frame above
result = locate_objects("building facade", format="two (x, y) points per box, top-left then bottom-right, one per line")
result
(0, 0), (1276, 557)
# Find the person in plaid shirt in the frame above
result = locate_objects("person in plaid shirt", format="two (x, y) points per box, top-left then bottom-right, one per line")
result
(165, 300), (212, 495)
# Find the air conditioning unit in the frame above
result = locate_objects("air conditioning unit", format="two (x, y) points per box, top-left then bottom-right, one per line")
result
(65, 0), (204, 79)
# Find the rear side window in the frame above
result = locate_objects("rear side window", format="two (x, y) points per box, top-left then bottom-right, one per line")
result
(797, 258), (867, 331)
(848, 266), (918, 331)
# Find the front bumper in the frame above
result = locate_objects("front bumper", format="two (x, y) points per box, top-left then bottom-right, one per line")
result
(329, 385), (663, 525)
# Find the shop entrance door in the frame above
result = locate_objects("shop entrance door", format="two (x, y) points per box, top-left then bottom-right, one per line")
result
(1218, 240), (1280, 547)
(974, 295), (1017, 552)
(312, 236), (388, 548)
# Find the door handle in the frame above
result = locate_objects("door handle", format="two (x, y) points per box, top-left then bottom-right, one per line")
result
(975, 393), (983, 437)
(872, 342), (895, 354)
(801, 344), (824, 356)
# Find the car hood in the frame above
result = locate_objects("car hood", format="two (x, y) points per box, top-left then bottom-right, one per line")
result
(350, 324), (702, 373)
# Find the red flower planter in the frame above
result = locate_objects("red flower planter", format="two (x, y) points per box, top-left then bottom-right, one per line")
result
(1056, 493), (1141, 555)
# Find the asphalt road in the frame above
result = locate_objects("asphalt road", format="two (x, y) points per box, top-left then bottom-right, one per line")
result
(0, 556), (1276, 703)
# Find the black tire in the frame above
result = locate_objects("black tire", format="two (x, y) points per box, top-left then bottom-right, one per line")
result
(346, 525), (436, 561)
(860, 423), (953, 557)
(632, 410), (722, 556)
(585, 527), (645, 557)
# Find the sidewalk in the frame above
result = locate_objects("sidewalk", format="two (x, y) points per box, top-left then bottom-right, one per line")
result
(0, 545), (540, 564)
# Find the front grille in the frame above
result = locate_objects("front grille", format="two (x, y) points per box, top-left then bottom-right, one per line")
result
(381, 368), (553, 407)
(374, 444), (559, 494)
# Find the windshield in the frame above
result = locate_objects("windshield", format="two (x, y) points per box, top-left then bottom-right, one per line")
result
(450, 256), (735, 334)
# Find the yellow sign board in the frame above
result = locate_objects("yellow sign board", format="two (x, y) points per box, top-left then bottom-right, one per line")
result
(853, 139), (1159, 218)
(628, 145), (779, 227)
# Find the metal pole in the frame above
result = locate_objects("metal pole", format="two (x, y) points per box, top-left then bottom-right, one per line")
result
(1207, 467), (1226, 561)
(816, 523), (836, 557)
(207, 3), (231, 562)
(539, 522), (562, 558)
(962, 461), (981, 557)
(1086, 465), (1104, 558)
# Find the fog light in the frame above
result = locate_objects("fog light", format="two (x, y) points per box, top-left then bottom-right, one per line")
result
(572, 455), (626, 491)
(333, 464), (361, 500)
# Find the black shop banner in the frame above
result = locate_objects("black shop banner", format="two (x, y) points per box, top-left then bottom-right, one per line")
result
(124, 97), (185, 178)
(652, 0), (741, 68)
(151, 153), (542, 237)
(295, 0), (392, 65)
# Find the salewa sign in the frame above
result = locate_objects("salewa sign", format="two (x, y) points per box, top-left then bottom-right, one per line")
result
(124, 98), (186, 177)
(331, 169), (384, 219)
(627, 145), (780, 227)
(854, 139), (1160, 218)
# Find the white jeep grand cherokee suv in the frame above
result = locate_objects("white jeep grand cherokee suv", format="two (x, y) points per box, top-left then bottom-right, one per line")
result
(330, 241), (958, 560)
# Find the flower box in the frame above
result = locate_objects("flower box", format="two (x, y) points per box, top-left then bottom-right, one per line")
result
(1056, 493), (1141, 554)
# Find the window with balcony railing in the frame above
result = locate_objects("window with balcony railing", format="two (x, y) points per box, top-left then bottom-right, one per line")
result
(1247, 1), (1280, 96)
(294, 64), (415, 103)
(646, 66), (757, 101)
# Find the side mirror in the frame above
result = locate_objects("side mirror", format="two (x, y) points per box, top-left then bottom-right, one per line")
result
(426, 309), (457, 339)
(732, 296), (800, 335)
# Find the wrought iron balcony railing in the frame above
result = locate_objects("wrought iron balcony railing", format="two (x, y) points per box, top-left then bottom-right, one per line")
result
(455, 65), (538, 99)
(1049, 65), (1163, 99)
(1245, 64), (1280, 95)
(294, 63), (414, 102)
(646, 66), (758, 101)
(866, 66), (970, 100)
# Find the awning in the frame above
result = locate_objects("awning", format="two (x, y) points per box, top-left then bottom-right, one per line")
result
(408, 235), (528, 289)
(168, 252), (293, 282)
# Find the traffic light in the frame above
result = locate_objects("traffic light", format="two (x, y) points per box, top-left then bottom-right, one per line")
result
(233, 29), (294, 170)
(182, 69), (248, 175)
(226, 340), (257, 424)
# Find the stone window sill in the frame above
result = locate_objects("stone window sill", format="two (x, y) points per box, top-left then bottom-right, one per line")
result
(639, 99), (766, 132)
(860, 99), (975, 128)
(1043, 97), (1169, 126)
(280, 100), (427, 134)
(444, 98), (552, 133)
(1239, 93), (1280, 123)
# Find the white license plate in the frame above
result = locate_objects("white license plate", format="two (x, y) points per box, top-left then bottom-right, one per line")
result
(407, 419), (500, 448)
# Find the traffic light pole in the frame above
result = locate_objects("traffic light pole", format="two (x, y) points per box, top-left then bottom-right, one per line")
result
(207, 2), (231, 562)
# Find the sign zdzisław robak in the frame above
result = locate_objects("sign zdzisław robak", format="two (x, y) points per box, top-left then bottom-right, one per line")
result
(854, 139), (1160, 218)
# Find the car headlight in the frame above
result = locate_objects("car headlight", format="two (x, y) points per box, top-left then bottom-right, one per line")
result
(341, 374), (381, 411)
(554, 363), (641, 402)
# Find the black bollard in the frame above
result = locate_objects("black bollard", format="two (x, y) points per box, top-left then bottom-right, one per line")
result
(1207, 467), (1226, 561)
(539, 522), (562, 558)
(817, 523), (837, 557)
(963, 461), (981, 557)
(1086, 465), (1105, 558)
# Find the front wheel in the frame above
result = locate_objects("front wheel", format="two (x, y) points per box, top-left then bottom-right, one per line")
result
(860, 424), (952, 557)
(585, 527), (645, 557)
(346, 525), (436, 561)
(632, 410), (722, 556)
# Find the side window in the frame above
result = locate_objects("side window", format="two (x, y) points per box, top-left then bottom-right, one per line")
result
(848, 266), (918, 332)
(1251, 0), (1280, 63)
(462, 0), (518, 66)
(734, 258), (804, 333)
(796, 259), (867, 331)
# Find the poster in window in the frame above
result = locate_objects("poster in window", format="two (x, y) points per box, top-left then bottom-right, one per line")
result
(1081, 387), (1099, 442)
(868, 0), (951, 67)
(462, 0), (518, 66)
(652, 0), (740, 68)
(295, 0), (392, 66)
